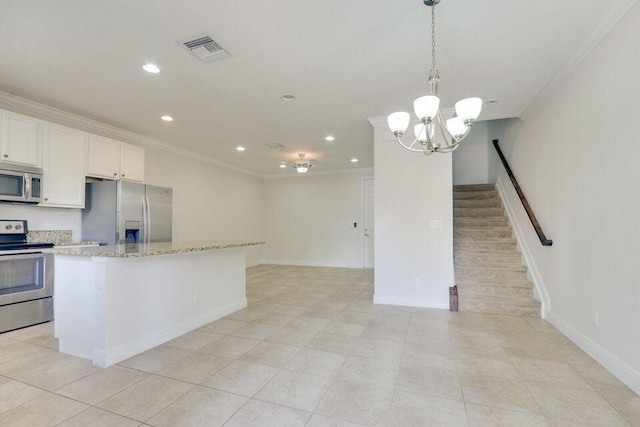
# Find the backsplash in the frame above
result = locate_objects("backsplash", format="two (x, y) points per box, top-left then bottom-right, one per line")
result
(27, 230), (73, 245)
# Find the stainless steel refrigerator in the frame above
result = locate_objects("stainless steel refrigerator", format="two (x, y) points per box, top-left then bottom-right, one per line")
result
(82, 181), (172, 245)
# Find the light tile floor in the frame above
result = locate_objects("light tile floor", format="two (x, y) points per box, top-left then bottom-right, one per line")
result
(0, 265), (638, 426)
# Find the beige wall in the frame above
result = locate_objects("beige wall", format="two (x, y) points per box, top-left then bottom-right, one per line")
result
(452, 120), (491, 185)
(372, 121), (454, 308)
(145, 147), (265, 263)
(262, 172), (371, 268)
(492, 3), (640, 393)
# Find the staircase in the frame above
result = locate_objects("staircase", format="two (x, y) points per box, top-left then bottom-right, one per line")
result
(453, 184), (540, 317)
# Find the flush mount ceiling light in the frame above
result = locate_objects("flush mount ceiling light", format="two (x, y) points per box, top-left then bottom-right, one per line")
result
(293, 153), (312, 174)
(325, 136), (335, 142)
(279, 162), (287, 169)
(142, 63), (160, 74)
(160, 115), (173, 122)
(280, 94), (296, 102)
(387, 0), (482, 156)
(236, 145), (246, 152)
(351, 158), (359, 163)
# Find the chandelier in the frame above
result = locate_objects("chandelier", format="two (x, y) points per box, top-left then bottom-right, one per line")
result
(293, 153), (312, 174)
(387, 0), (482, 155)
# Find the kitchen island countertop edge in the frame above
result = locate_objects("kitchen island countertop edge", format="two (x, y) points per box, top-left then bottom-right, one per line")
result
(43, 240), (265, 258)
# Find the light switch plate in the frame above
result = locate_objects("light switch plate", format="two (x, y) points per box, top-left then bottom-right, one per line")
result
(428, 219), (442, 229)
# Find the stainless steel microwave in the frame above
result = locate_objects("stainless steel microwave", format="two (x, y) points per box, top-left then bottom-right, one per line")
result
(0, 162), (43, 204)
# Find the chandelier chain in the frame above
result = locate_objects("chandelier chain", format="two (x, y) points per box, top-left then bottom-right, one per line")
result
(430, 5), (437, 75)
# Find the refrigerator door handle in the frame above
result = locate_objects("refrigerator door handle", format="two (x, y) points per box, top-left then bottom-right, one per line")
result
(141, 195), (148, 244)
(145, 195), (151, 244)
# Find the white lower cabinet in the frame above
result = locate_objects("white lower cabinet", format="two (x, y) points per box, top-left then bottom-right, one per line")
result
(41, 124), (87, 208)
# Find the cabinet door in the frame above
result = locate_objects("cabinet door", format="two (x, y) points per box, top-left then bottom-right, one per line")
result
(120, 143), (145, 183)
(87, 136), (120, 179)
(41, 124), (88, 208)
(0, 111), (42, 167)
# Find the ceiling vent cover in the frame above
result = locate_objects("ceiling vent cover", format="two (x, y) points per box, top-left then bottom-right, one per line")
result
(265, 143), (286, 150)
(180, 34), (230, 62)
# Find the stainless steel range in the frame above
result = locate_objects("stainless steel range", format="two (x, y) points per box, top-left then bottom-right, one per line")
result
(0, 220), (54, 333)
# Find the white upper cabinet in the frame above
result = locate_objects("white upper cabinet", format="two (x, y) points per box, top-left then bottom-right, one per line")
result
(0, 110), (42, 168)
(42, 124), (87, 208)
(87, 135), (121, 180)
(120, 143), (145, 183)
(87, 136), (144, 182)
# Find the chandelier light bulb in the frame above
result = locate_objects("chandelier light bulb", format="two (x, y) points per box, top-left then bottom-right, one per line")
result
(387, 112), (411, 134)
(455, 97), (483, 124)
(446, 117), (468, 138)
(296, 166), (308, 174)
(414, 124), (428, 142)
(413, 95), (440, 121)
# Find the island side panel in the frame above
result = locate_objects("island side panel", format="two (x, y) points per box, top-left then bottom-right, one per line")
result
(54, 255), (99, 360)
(95, 247), (247, 367)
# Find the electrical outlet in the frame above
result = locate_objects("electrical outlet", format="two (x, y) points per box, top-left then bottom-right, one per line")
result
(415, 278), (422, 288)
(44, 219), (53, 229)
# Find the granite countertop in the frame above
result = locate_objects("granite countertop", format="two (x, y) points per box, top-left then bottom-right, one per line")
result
(54, 241), (100, 247)
(27, 230), (99, 247)
(43, 240), (265, 258)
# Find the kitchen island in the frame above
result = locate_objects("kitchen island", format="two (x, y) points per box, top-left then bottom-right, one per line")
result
(45, 240), (264, 367)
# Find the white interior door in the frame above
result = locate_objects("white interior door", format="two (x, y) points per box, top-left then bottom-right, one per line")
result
(363, 178), (374, 268)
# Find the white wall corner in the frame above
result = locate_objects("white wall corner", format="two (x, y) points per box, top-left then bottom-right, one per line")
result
(521, 0), (640, 121)
(547, 312), (640, 396)
(495, 178), (550, 318)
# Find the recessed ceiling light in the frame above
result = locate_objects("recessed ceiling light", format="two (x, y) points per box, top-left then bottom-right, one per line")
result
(279, 163), (287, 169)
(236, 146), (246, 152)
(160, 115), (173, 122)
(143, 63), (160, 74)
(325, 136), (335, 142)
(351, 158), (359, 163)
(280, 94), (296, 101)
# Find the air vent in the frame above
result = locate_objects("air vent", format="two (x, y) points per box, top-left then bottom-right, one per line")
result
(180, 34), (230, 62)
(265, 143), (286, 150)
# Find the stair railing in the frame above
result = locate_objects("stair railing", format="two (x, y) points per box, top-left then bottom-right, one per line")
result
(493, 139), (553, 246)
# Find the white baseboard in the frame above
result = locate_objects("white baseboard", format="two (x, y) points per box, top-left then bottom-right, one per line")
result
(246, 259), (265, 267)
(93, 298), (247, 367)
(495, 178), (550, 318)
(260, 259), (364, 269)
(373, 294), (449, 309)
(547, 312), (640, 396)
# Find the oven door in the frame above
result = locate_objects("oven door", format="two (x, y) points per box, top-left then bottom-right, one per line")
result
(0, 252), (53, 306)
(0, 169), (28, 202)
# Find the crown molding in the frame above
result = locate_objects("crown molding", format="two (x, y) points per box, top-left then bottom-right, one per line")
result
(263, 167), (374, 179)
(0, 91), (262, 178)
(521, 0), (639, 120)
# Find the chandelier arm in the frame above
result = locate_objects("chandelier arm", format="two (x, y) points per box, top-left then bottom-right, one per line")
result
(396, 136), (430, 153)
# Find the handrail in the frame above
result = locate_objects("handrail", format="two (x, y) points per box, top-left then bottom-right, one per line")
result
(493, 139), (553, 247)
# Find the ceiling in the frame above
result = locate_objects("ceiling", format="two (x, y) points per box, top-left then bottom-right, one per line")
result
(0, 0), (610, 176)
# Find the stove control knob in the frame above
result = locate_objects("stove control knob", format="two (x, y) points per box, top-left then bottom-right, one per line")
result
(15, 225), (22, 230)
(5, 225), (13, 230)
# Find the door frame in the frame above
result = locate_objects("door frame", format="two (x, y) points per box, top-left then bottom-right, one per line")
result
(361, 176), (374, 268)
